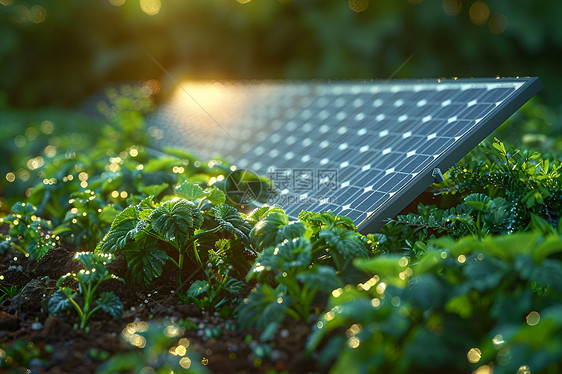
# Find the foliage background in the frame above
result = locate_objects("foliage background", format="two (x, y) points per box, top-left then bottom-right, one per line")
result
(0, 0), (561, 108)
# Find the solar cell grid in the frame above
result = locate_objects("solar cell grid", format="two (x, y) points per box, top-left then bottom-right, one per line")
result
(149, 77), (542, 232)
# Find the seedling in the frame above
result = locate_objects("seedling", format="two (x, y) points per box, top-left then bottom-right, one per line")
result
(48, 252), (123, 330)
(0, 202), (58, 260)
(0, 285), (23, 302)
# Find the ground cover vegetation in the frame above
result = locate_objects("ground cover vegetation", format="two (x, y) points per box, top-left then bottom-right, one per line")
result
(0, 88), (561, 373)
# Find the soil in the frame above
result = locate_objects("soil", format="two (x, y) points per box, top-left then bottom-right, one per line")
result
(0, 246), (328, 373)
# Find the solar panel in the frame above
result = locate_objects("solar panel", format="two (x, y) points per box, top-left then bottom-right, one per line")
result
(148, 78), (543, 233)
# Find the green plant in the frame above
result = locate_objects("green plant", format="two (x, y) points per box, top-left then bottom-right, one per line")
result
(0, 201), (58, 260)
(440, 139), (562, 228)
(237, 209), (372, 340)
(307, 231), (562, 373)
(97, 180), (253, 288)
(48, 252), (123, 330)
(0, 285), (22, 303)
(0, 340), (44, 372)
(53, 189), (119, 250)
(178, 239), (246, 316)
(376, 140), (562, 258)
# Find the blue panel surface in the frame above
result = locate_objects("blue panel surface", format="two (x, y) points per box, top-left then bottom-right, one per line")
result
(149, 78), (542, 232)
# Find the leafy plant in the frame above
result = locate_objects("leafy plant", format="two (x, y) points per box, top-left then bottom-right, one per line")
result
(0, 285), (22, 303)
(97, 180), (253, 288)
(440, 139), (562, 229)
(307, 231), (562, 373)
(48, 252), (123, 330)
(0, 202), (58, 260)
(53, 189), (119, 250)
(238, 209), (372, 340)
(178, 239), (247, 316)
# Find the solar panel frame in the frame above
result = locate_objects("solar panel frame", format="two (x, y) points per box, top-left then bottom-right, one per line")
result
(148, 77), (543, 233)
(357, 77), (543, 233)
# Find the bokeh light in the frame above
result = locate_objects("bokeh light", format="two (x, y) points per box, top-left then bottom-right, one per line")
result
(140, 0), (161, 15)
(488, 13), (507, 34)
(526, 311), (540, 326)
(442, 0), (462, 16)
(469, 1), (490, 26)
(348, 0), (369, 13)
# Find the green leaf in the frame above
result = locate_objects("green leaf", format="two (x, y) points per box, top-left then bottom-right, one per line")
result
(52, 225), (72, 236)
(319, 228), (368, 258)
(123, 245), (168, 287)
(11, 202), (37, 216)
(98, 205), (120, 224)
(295, 265), (341, 293)
(203, 186), (226, 206)
(462, 254), (510, 291)
(463, 193), (492, 211)
(445, 293), (473, 319)
(492, 138), (507, 156)
(244, 205), (285, 226)
(48, 288), (74, 316)
(354, 254), (410, 288)
(97, 206), (139, 253)
(250, 212), (305, 250)
(97, 291), (123, 321)
(138, 183), (169, 197)
(299, 211), (356, 233)
(212, 204), (252, 245)
(186, 280), (210, 298)
(174, 180), (205, 201)
(149, 199), (202, 244)
(249, 237), (312, 280)
(236, 284), (289, 330)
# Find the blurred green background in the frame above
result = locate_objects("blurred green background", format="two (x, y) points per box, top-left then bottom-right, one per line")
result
(1, 0), (561, 108)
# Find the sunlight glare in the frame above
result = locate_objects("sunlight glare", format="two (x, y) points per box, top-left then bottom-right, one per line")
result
(140, 0), (161, 15)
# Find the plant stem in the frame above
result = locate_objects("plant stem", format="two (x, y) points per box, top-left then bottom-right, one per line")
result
(10, 242), (28, 256)
(178, 252), (184, 286)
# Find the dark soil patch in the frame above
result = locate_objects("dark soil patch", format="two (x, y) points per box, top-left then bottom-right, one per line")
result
(0, 246), (327, 373)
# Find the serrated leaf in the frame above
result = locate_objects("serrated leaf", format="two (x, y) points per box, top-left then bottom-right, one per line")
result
(299, 211), (356, 233)
(137, 195), (155, 210)
(149, 199), (202, 243)
(74, 252), (113, 281)
(11, 201), (37, 216)
(319, 228), (368, 258)
(175, 181), (205, 201)
(250, 212), (305, 250)
(98, 206), (139, 253)
(212, 204), (252, 245)
(27, 242), (51, 261)
(296, 265), (341, 292)
(203, 186), (226, 206)
(249, 237), (313, 280)
(123, 245), (168, 287)
(48, 288), (74, 315)
(245, 205), (285, 226)
(97, 291), (123, 321)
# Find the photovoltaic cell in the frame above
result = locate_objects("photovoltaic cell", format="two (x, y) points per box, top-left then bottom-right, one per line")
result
(148, 78), (542, 233)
